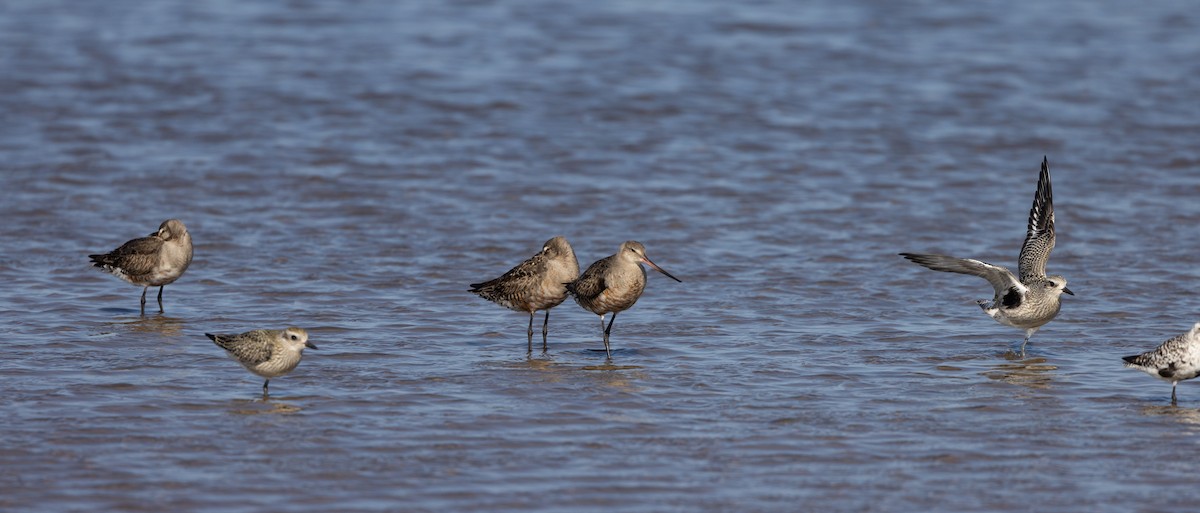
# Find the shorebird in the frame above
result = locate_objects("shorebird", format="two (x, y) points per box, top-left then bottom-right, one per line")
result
(470, 236), (580, 353)
(566, 241), (681, 358)
(1123, 323), (1200, 404)
(207, 327), (317, 397)
(900, 157), (1073, 354)
(89, 219), (193, 314)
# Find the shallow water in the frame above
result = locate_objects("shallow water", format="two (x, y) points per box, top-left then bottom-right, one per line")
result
(3, 0), (1200, 511)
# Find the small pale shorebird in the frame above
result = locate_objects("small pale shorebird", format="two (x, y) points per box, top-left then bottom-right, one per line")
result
(89, 219), (193, 314)
(900, 157), (1074, 354)
(470, 236), (580, 353)
(566, 241), (681, 358)
(207, 327), (317, 397)
(1123, 323), (1200, 405)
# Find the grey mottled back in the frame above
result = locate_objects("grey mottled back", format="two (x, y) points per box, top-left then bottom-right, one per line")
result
(207, 330), (275, 366)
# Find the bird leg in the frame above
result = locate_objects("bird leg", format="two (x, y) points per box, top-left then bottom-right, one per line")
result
(526, 312), (535, 354)
(140, 286), (148, 314)
(602, 313), (619, 359)
(541, 310), (550, 353)
(1172, 383), (1178, 405)
(262, 379), (270, 398)
(157, 286), (165, 312)
(1019, 336), (1029, 357)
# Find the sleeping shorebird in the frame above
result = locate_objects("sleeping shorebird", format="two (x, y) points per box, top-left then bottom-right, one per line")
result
(207, 327), (317, 397)
(470, 236), (580, 353)
(1123, 323), (1200, 405)
(900, 157), (1073, 355)
(567, 241), (681, 358)
(89, 219), (193, 314)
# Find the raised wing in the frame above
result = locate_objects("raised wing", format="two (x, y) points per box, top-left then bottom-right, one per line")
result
(900, 253), (1023, 298)
(1018, 156), (1055, 283)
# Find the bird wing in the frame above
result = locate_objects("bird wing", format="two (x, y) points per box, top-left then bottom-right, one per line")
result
(1018, 157), (1056, 283)
(1123, 324), (1200, 372)
(469, 251), (547, 299)
(565, 256), (612, 302)
(900, 253), (1023, 298)
(89, 235), (164, 277)
(207, 331), (273, 366)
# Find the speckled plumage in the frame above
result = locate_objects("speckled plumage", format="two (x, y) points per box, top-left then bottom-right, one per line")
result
(207, 327), (317, 396)
(566, 241), (681, 358)
(1123, 323), (1200, 404)
(470, 236), (579, 352)
(89, 219), (193, 313)
(900, 157), (1073, 354)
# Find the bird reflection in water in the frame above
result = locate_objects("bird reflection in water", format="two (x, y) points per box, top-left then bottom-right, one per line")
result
(1139, 404), (1200, 430)
(106, 314), (187, 337)
(981, 354), (1057, 389)
(229, 397), (302, 415)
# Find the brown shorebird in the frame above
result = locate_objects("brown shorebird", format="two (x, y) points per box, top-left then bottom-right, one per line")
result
(900, 157), (1073, 355)
(207, 327), (317, 397)
(470, 236), (580, 353)
(89, 219), (194, 314)
(1124, 323), (1200, 405)
(567, 241), (681, 358)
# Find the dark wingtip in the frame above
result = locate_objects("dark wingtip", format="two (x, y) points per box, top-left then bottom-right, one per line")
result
(205, 333), (218, 342)
(1121, 355), (1138, 364)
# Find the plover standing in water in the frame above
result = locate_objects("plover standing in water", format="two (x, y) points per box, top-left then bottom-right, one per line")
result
(207, 327), (317, 397)
(89, 219), (193, 314)
(470, 236), (580, 353)
(1123, 323), (1200, 404)
(567, 241), (681, 358)
(900, 157), (1074, 354)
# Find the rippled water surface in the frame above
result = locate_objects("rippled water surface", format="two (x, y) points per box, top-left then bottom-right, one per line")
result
(3, 1), (1200, 511)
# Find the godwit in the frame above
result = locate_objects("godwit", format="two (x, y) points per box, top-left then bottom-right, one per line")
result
(89, 219), (193, 314)
(470, 236), (580, 353)
(900, 157), (1073, 355)
(567, 241), (681, 358)
(1123, 323), (1200, 405)
(207, 327), (317, 397)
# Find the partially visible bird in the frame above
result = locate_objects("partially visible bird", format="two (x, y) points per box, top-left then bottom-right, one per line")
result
(470, 236), (580, 353)
(900, 157), (1073, 354)
(207, 327), (317, 397)
(89, 219), (193, 314)
(567, 241), (681, 358)
(1123, 323), (1200, 405)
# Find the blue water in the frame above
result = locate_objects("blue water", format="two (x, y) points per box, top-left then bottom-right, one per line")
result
(2, 0), (1200, 511)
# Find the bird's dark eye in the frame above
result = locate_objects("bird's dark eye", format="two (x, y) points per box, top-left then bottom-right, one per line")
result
(290, 335), (298, 341)
(1047, 281), (1056, 287)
